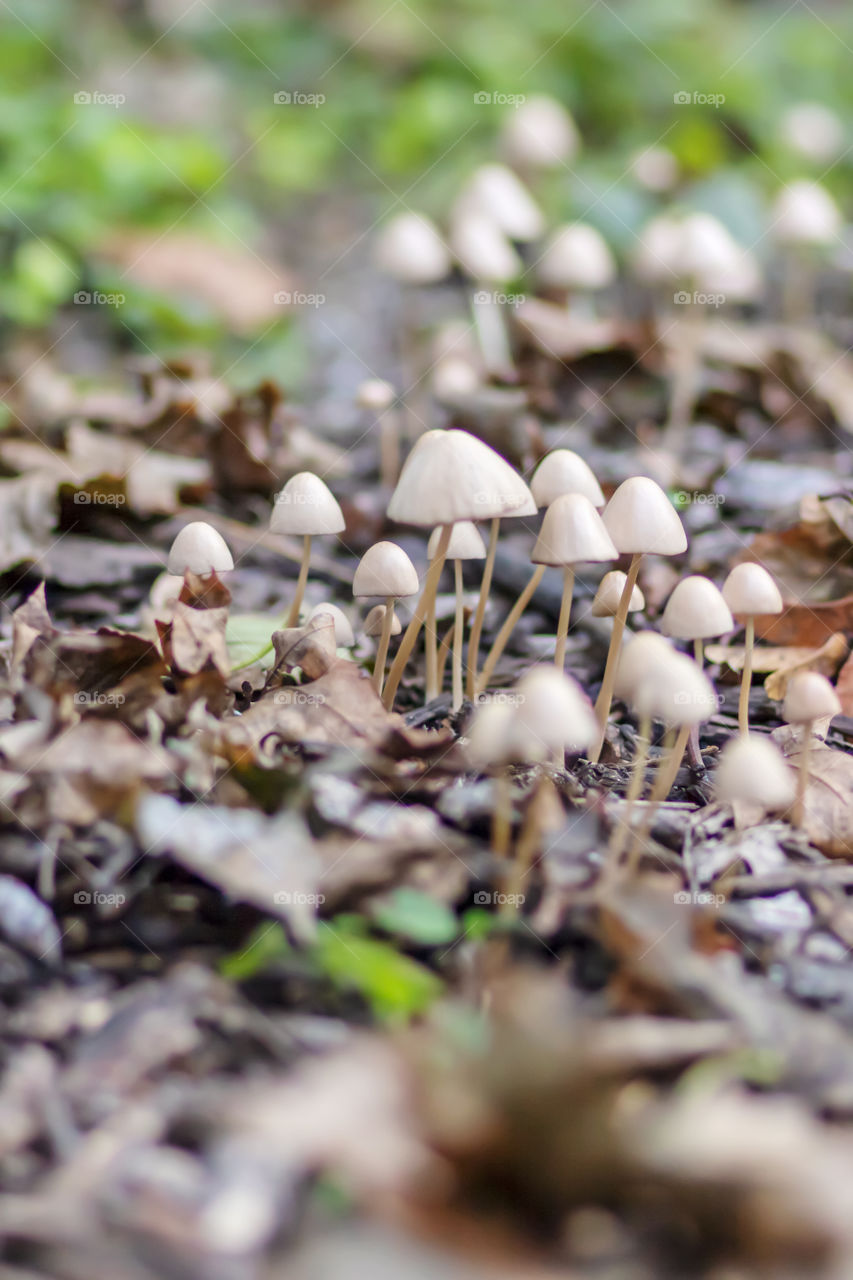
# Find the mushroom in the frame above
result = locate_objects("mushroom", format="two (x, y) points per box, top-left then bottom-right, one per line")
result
(307, 602), (355, 649)
(356, 378), (399, 489)
(591, 476), (687, 762)
(530, 494), (617, 669)
(591, 570), (645, 619)
(459, 164), (545, 243)
(427, 520), (485, 710)
(661, 575), (733, 665)
(449, 196), (523, 381)
(382, 430), (531, 709)
(270, 473), (345, 627)
(536, 223), (616, 313)
(721, 563), (783, 735)
(782, 671), (841, 827)
(353, 541), (419, 694)
(715, 734), (795, 823)
(781, 104), (843, 164)
(374, 212), (451, 285)
(364, 603), (401, 640)
(530, 448), (605, 510)
(771, 181), (842, 321)
(167, 521), (234, 578)
(500, 95), (580, 173)
(629, 146), (678, 193)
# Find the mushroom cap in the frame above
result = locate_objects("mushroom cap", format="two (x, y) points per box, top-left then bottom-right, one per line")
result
(661, 575), (734, 640)
(630, 146), (678, 193)
(783, 671), (841, 725)
(530, 448), (605, 509)
(363, 603), (401, 638)
(633, 212), (759, 299)
(374, 212), (451, 284)
(500, 95), (579, 169)
(148, 572), (184, 621)
(428, 520), (486, 561)
(602, 476), (687, 556)
(532, 493), (617, 567)
(460, 164), (545, 242)
(387, 429), (533, 525)
(513, 666), (599, 757)
(591, 570), (645, 617)
(633, 650), (718, 726)
(307, 602), (355, 648)
(432, 357), (481, 399)
(270, 473), (345, 536)
(467, 698), (517, 767)
(781, 104), (843, 163)
(715, 734), (795, 812)
(353, 541), (419, 600)
(356, 379), (395, 412)
(614, 632), (676, 701)
(722, 563), (783, 617)
(167, 522), (234, 576)
(537, 224), (616, 291)
(772, 181), (841, 246)
(449, 209), (522, 283)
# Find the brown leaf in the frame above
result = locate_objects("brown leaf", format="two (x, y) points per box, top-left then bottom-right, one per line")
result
(773, 731), (853, 856)
(12, 583), (55, 674)
(764, 632), (848, 701)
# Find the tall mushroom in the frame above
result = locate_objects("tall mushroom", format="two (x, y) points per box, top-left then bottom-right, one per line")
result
(591, 476), (687, 762)
(270, 473), (345, 627)
(427, 520), (485, 711)
(536, 223), (616, 314)
(353, 541), (419, 695)
(661, 574), (733, 666)
(500, 95), (580, 175)
(721, 563), (783, 736)
(782, 671), (841, 828)
(356, 378), (399, 490)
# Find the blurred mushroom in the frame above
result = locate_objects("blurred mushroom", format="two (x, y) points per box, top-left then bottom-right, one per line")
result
(782, 671), (841, 827)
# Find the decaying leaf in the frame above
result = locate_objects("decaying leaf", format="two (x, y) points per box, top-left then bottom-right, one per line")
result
(772, 730), (853, 856)
(764, 632), (848, 701)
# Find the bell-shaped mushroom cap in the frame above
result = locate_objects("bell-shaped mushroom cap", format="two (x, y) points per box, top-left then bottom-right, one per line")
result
(450, 209), (522, 283)
(374, 212), (451, 284)
(501, 95), (579, 169)
(634, 650), (718, 726)
(307, 602), (355, 648)
(772, 181), (841, 246)
(270, 473), (345, 537)
(460, 164), (545, 242)
(630, 146), (678, 193)
(167, 521), (234, 576)
(722, 563), (783, 617)
(363, 603), (402, 638)
(387, 429), (533, 526)
(661, 575), (734, 641)
(532, 493), (617, 567)
(783, 671), (841, 724)
(678, 213), (749, 290)
(513, 666), (598, 757)
(781, 104), (843, 163)
(428, 520), (486, 561)
(633, 212), (759, 300)
(715, 734), (795, 812)
(602, 476), (687, 556)
(591, 570), (645, 618)
(530, 448), (605, 509)
(356, 378), (395, 412)
(353, 541), (419, 600)
(467, 698), (516, 768)
(633, 213), (684, 283)
(537, 224), (616, 291)
(614, 631), (676, 702)
(432, 357), (481, 399)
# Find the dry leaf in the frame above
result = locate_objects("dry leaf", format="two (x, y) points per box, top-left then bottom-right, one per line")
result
(764, 632), (848, 701)
(773, 731), (853, 857)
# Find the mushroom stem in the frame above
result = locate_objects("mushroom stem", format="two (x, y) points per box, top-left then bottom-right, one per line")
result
(492, 768), (512, 861)
(661, 294), (703, 463)
(590, 553), (641, 763)
(436, 618), (455, 692)
(372, 596), (395, 694)
(383, 524), (451, 709)
(452, 559), (464, 711)
(693, 637), (703, 666)
(553, 566), (575, 669)
(378, 408), (400, 490)
(472, 289), (514, 380)
(738, 616), (754, 735)
(424, 573), (440, 702)
(286, 534), (312, 627)
(610, 712), (651, 863)
(467, 517), (500, 700)
(629, 722), (691, 860)
(476, 563), (546, 696)
(792, 719), (813, 828)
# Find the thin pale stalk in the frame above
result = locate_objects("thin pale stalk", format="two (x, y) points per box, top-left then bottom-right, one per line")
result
(738, 616), (754, 735)
(286, 534), (312, 627)
(629, 722), (691, 861)
(694, 637), (703, 666)
(476, 563), (546, 697)
(436, 619), (455, 691)
(424, 565), (440, 702)
(553, 565), (575, 669)
(792, 721), (813, 828)
(491, 768), (512, 861)
(467, 517), (500, 699)
(472, 290), (514, 380)
(661, 296), (703, 462)
(372, 596), (395, 694)
(383, 524), (451, 710)
(590, 553), (641, 763)
(452, 559), (464, 711)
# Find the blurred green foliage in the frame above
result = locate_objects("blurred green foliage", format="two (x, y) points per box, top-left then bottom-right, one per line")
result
(2, 0), (851, 353)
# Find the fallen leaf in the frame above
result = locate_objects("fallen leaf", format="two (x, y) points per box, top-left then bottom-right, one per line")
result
(772, 730), (853, 856)
(764, 632), (848, 700)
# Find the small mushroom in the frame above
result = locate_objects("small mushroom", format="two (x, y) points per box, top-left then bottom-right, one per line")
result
(364, 603), (402, 638)
(591, 570), (645, 619)
(459, 164), (545, 243)
(374, 213), (451, 285)
(715, 734), (795, 822)
(530, 448), (605, 510)
(307, 602), (355, 649)
(661, 574), (734, 665)
(500, 95), (580, 173)
(449, 202), (522, 380)
(721, 563), (783, 735)
(531, 494), (617, 669)
(771, 181), (842, 321)
(467, 485), (536, 702)
(536, 223), (616, 312)
(356, 378), (399, 489)
(353, 541), (419, 695)
(270, 473), (345, 627)
(427, 521), (485, 711)
(591, 477), (686, 762)
(782, 671), (841, 827)
(167, 521), (234, 577)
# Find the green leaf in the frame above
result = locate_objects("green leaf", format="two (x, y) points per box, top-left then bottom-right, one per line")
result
(219, 922), (290, 980)
(370, 887), (458, 946)
(315, 920), (443, 1021)
(226, 612), (277, 668)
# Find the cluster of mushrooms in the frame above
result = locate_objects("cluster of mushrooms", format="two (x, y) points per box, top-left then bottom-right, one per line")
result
(157, 421), (841, 870)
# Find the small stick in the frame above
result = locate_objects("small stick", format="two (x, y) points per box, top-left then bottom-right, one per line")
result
(467, 517), (500, 699)
(738, 617), (754, 735)
(590, 553), (641, 763)
(286, 533), (312, 627)
(476, 563), (546, 696)
(383, 524), (451, 709)
(452, 558), (465, 711)
(553, 565), (575, 669)
(792, 720), (813, 828)
(372, 595), (395, 695)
